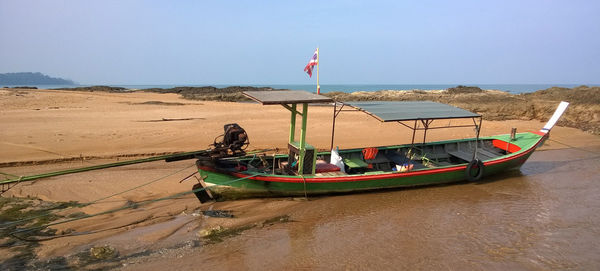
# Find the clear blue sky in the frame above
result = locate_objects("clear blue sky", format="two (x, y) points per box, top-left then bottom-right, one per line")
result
(1, 0), (599, 85)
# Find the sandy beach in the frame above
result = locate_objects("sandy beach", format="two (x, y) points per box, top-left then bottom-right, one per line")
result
(3, 87), (598, 165)
(1, 88), (599, 269)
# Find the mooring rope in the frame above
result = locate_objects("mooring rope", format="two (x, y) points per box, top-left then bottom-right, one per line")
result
(300, 175), (308, 199)
(0, 171), (19, 178)
(547, 138), (600, 155)
(9, 173), (263, 237)
(2, 148), (276, 229)
(0, 149), (211, 185)
(0, 163), (196, 229)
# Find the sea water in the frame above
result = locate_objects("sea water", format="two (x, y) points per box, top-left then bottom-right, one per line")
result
(256, 84), (596, 93)
(3, 84), (597, 94)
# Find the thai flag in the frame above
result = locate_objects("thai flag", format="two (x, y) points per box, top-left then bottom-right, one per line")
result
(304, 49), (318, 77)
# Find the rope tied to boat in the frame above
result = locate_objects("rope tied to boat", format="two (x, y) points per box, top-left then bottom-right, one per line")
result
(547, 138), (600, 155)
(0, 164), (197, 229)
(9, 172), (265, 238)
(0, 171), (20, 178)
(300, 174), (308, 200)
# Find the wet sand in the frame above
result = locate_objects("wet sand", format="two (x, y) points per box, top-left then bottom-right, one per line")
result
(1, 88), (599, 269)
(124, 147), (600, 270)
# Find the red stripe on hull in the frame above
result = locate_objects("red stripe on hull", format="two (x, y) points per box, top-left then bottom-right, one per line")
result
(200, 137), (543, 184)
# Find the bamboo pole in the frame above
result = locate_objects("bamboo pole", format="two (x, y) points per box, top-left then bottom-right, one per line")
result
(316, 47), (320, 94)
(289, 104), (297, 143)
(298, 103), (309, 174)
(0, 150), (210, 185)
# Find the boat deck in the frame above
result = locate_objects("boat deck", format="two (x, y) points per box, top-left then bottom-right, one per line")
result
(213, 134), (540, 177)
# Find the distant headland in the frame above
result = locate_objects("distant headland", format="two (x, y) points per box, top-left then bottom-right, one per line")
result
(0, 72), (74, 85)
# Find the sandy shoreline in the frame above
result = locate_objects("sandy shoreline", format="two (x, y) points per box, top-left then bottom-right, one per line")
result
(1, 88), (599, 269)
(2, 87), (598, 165)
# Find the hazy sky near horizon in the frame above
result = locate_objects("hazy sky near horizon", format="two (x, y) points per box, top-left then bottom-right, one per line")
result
(1, 0), (599, 85)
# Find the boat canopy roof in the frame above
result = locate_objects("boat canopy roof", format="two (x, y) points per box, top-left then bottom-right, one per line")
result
(244, 90), (333, 105)
(347, 101), (480, 122)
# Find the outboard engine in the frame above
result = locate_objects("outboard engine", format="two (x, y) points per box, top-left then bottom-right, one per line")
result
(211, 123), (249, 157)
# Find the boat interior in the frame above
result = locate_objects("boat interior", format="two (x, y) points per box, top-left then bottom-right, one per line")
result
(214, 138), (519, 176)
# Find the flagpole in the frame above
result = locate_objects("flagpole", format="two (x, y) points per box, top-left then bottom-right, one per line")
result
(316, 47), (320, 95)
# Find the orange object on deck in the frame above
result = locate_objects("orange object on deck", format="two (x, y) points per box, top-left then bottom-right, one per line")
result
(362, 147), (379, 160)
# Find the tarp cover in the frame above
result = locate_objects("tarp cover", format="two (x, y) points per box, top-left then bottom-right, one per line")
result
(347, 101), (480, 122)
(244, 90), (333, 105)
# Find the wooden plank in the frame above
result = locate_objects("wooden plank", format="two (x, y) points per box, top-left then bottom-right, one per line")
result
(448, 150), (495, 162)
(447, 150), (472, 162)
(477, 148), (502, 158)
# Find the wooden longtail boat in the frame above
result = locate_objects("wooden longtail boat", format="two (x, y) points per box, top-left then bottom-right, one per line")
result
(195, 90), (569, 197)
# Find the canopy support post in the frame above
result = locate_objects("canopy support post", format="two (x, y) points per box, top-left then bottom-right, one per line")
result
(298, 103), (309, 174)
(410, 120), (417, 146)
(330, 102), (344, 151)
(409, 119), (418, 157)
(421, 119), (433, 145)
(289, 104), (297, 143)
(471, 117), (483, 160)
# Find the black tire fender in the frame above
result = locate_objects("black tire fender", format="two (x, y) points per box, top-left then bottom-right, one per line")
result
(465, 159), (484, 182)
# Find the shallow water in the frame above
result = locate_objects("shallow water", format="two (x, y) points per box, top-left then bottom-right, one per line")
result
(126, 146), (600, 270)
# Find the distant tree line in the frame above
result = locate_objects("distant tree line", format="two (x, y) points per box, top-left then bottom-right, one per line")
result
(0, 72), (74, 85)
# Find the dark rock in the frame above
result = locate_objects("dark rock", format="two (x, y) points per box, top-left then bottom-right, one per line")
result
(54, 85), (127, 92)
(446, 85), (484, 94)
(142, 86), (284, 102)
(201, 210), (234, 218)
(523, 85), (600, 105)
(10, 86), (38, 89)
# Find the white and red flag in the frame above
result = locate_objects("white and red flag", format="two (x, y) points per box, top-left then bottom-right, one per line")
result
(304, 48), (318, 77)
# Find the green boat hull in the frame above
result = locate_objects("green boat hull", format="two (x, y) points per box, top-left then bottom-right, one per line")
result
(197, 132), (545, 197)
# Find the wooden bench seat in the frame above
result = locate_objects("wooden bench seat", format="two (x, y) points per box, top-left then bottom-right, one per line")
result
(447, 150), (495, 162)
(446, 150), (474, 162)
(478, 148), (503, 158)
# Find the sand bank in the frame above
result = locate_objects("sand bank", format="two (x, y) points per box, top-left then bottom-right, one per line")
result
(2, 87), (597, 165)
(0, 88), (599, 269)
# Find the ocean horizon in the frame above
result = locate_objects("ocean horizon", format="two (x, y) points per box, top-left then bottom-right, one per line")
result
(3, 83), (598, 94)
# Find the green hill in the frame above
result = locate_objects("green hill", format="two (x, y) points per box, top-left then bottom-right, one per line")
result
(0, 72), (74, 85)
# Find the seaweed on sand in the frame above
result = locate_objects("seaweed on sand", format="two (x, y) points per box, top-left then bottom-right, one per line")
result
(0, 197), (82, 270)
